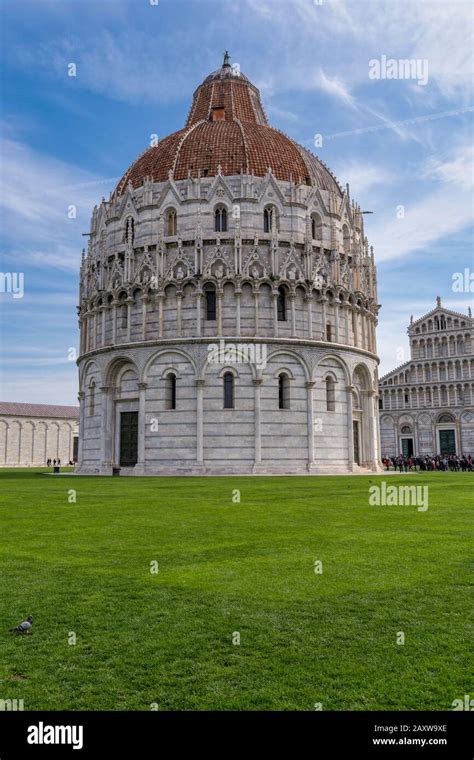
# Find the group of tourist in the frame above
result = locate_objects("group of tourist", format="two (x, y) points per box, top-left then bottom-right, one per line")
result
(382, 454), (473, 472)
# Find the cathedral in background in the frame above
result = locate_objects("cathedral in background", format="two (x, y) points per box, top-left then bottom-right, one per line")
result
(379, 298), (473, 458)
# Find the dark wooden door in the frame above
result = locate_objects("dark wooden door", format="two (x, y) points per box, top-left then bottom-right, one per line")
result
(439, 429), (456, 455)
(120, 412), (138, 467)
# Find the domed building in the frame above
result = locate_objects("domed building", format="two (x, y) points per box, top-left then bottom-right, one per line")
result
(76, 55), (382, 475)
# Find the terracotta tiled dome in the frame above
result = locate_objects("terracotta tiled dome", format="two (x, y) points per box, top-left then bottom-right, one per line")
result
(115, 57), (341, 196)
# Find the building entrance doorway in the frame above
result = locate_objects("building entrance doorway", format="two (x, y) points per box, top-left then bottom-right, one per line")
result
(439, 429), (456, 456)
(119, 411), (138, 467)
(401, 437), (414, 457)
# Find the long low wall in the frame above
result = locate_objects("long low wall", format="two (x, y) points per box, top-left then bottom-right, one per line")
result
(0, 416), (79, 466)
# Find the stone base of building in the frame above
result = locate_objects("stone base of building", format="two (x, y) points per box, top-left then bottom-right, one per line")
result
(75, 461), (383, 476)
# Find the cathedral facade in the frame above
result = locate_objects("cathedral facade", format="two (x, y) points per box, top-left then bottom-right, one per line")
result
(379, 299), (474, 458)
(76, 58), (382, 475)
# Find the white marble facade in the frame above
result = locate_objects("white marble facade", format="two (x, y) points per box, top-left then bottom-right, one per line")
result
(76, 60), (382, 475)
(379, 299), (474, 458)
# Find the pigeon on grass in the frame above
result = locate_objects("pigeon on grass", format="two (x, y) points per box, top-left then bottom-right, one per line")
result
(9, 615), (33, 634)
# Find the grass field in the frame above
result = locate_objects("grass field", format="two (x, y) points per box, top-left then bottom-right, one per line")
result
(0, 468), (471, 711)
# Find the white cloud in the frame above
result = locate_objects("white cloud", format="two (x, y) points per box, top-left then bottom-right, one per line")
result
(315, 69), (356, 108)
(331, 160), (391, 198)
(0, 137), (112, 272)
(369, 139), (474, 261)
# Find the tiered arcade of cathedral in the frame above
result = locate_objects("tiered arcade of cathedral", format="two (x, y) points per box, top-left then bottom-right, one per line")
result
(76, 56), (382, 475)
(379, 298), (473, 458)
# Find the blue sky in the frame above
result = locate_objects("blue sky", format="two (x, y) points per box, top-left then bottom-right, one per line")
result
(0, 0), (473, 405)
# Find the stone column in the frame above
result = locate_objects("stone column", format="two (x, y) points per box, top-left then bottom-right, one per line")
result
(346, 384), (354, 470)
(335, 303), (340, 342)
(253, 377), (263, 469)
(306, 381), (316, 470)
(414, 417), (420, 456)
(272, 291), (279, 337)
(126, 298), (133, 342)
(254, 289), (259, 335)
(84, 313), (90, 352)
(290, 293), (297, 338)
(77, 391), (85, 466)
(99, 385), (113, 472)
(90, 310), (96, 351)
(344, 303), (349, 346)
(195, 292), (202, 337)
(101, 306), (106, 346)
(361, 310), (366, 350)
(112, 301), (118, 345)
(235, 291), (241, 336)
(352, 308), (358, 347)
(136, 382), (148, 474)
(217, 290), (223, 336)
(157, 293), (164, 338)
(305, 294), (313, 339)
(321, 296), (327, 340)
(176, 292), (182, 337)
(365, 389), (376, 469)
(142, 294), (149, 341)
(196, 379), (205, 465)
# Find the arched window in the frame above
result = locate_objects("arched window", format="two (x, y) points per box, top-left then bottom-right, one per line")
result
(214, 206), (227, 232)
(326, 323), (332, 342)
(223, 372), (234, 409)
(277, 286), (287, 322)
(165, 373), (177, 410)
(264, 206), (277, 233)
(119, 292), (128, 328)
(342, 224), (350, 254)
(325, 376), (335, 411)
(89, 381), (96, 416)
(311, 213), (322, 240)
(278, 373), (290, 409)
(167, 209), (177, 236)
(205, 286), (216, 321)
(124, 217), (134, 245)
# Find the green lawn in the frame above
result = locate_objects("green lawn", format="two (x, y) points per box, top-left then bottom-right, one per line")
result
(0, 469), (471, 711)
